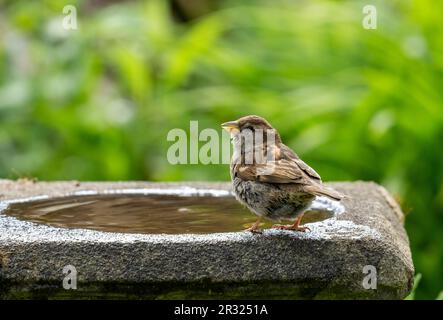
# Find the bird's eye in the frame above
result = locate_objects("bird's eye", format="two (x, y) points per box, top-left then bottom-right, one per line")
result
(244, 125), (254, 131)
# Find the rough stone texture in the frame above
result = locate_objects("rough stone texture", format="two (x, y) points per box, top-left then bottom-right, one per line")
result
(0, 179), (414, 299)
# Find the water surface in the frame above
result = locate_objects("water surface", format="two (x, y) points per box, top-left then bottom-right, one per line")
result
(4, 194), (332, 234)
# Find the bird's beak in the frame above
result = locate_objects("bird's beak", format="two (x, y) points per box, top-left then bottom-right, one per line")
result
(221, 121), (239, 130)
(221, 121), (240, 134)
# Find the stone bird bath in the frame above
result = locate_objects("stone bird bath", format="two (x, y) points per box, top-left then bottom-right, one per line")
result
(0, 179), (413, 299)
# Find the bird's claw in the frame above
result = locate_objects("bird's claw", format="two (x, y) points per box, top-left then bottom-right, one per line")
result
(245, 227), (263, 234)
(272, 224), (311, 232)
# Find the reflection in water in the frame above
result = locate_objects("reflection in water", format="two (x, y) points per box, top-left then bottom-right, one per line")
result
(4, 194), (333, 234)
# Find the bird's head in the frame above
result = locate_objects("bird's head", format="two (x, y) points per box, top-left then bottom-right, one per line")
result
(222, 115), (281, 154)
(221, 115), (275, 137)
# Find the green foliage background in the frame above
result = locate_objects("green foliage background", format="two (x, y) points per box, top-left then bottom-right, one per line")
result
(0, 0), (442, 299)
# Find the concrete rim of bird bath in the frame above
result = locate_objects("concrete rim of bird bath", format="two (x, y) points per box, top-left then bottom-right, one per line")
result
(0, 180), (414, 299)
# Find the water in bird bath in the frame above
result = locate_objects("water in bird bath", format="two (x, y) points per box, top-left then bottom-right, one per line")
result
(3, 194), (334, 234)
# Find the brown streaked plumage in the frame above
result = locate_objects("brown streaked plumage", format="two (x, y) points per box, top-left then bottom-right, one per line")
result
(222, 115), (344, 233)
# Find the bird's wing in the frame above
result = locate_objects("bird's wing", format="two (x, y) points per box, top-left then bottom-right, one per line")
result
(233, 142), (322, 184)
(278, 144), (322, 182)
(234, 158), (313, 184)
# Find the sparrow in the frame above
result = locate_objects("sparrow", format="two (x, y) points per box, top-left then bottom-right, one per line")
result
(222, 115), (343, 233)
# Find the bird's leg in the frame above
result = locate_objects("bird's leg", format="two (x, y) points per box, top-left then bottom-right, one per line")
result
(246, 217), (263, 234)
(272, 214), (311, 232)
(290, 215), (311, 232)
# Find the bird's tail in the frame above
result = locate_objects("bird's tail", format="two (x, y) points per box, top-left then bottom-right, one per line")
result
(305, 184), (345, 201)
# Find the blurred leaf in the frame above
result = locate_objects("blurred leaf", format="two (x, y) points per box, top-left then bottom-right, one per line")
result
(405, 274), (422, 300)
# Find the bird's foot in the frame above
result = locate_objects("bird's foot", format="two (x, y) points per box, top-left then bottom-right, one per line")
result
(272, 224), (311, 232)
(245, 226), (263, 234)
